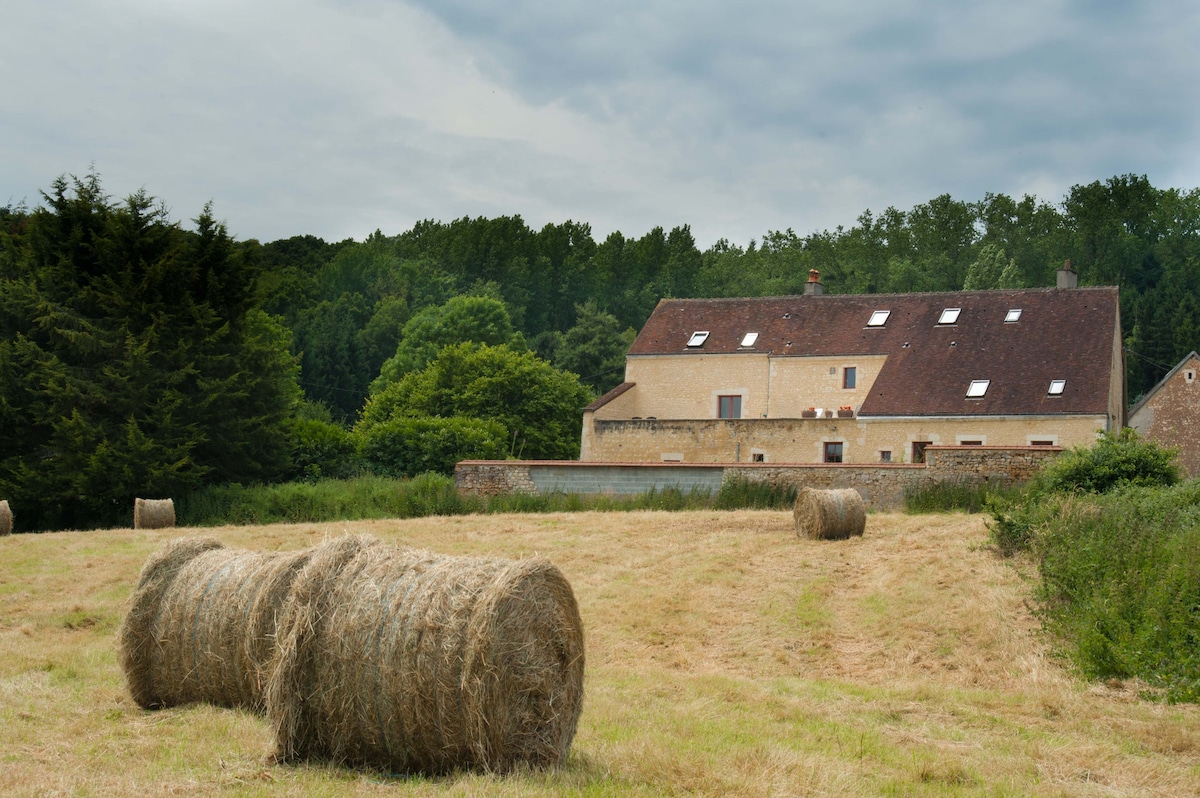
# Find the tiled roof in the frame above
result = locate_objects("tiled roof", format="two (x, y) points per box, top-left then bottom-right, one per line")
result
(585, 381), (635, 411)
(627, 287), (1120, 417)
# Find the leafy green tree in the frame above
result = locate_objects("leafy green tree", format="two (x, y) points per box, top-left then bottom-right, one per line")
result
(357, 416), (507, 477)
(554, 300), (636, 393)
(359, 343), (591, 460)
(372, 294), (525, 389)
(0, 173), (300, 530)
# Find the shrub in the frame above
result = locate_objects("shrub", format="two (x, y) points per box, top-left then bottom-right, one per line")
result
(358, 416), (508, 478)
(286, 417), (363, 482)
(1032, 428), (1180, 495)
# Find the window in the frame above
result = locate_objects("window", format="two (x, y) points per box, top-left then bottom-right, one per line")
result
(752, 452), (765, 463)
(740, 332), (759, 347)
(718, 395), (741, 419)
(687, 331), (710, 347)
(1005, 308), (1022, 323)
(959, 440), (983, 446)
(938, 307), (961, 325)
(1048, 379), (1066, 395)
(867, 310), (890, 327)
(966, 380), (990, 398)
(823, 442), (843, 463)
(912, 441), (931, 464)
(843, 366), (857, 389)
(1186, 369), (1196, 383)
(1030, 440), (1054, 446)
(879, 450), (892, 463)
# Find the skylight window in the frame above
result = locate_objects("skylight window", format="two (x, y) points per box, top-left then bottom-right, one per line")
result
(1048, 379), (1066, 395)
(867, 310), (890, 327)
(740, 332), (759, 347)
(1005, 308), (1022, 323)
(966, 380), (990, 398)
(687, 331), (709, 347)
(938, 308), (961, 325)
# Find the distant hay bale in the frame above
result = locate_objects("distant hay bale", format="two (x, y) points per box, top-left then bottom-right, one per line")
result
(0, 500), (11, 536)
(793, 487), (866, 540)
(134, 498), (175, 529)
(267, 539), (586, 774)
(118, 536), (318, 711)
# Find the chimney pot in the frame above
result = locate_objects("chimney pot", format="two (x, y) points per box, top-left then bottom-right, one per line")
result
(1057, 259), (1078, 290)
(804, 269), (825, 296)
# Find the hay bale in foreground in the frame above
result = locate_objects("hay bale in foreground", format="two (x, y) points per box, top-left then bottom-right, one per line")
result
(118, 536), (321, 710)
(0, 500), (11, 536)
(134, 498), (175, 529)
(793, 487), (866, 540)
(267, 540), (586, 774)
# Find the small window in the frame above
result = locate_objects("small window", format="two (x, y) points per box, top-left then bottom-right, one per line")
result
(751, 452), (765, 463)
(867, 310), (890, 327)
(687, 331), (709, 347)
(740, 332), (759, 347)
(823, 442), (843, 463)
(959, 440), (983, 446)
(1005, 308), (1022, 323)
(1030, 440), (1054, 446)
(938, 308), (961, 325)
(1048, 379), (1066, 395)
(1186, 370), (1196, 383)
(879, 450), (892, 463)
(912, 441), (931, 464)
(966, 380), (990, 398)
(718, 395), (742, 419)
(843, 366), (857, 389)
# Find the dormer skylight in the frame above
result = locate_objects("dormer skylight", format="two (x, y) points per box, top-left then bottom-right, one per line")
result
(740, 332), (759, 347)
(1005, 308), (1022, 323)
(867, 310), (890, 327)
(1048, 379), (1066, 395)
(938, 308), (961, 325)
(687, 331), (709, 347)
(966, 380), (990, 398)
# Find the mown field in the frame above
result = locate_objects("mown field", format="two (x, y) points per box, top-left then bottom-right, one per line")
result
(1, 510), (1198, 797)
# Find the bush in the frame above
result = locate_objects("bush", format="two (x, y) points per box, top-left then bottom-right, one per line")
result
(1033, 428), (1180, 495)
(358, 415), (508, 478)
(285, 417), (363, 481)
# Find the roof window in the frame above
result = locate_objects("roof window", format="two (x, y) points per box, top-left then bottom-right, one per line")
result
(687, 331), (709, 347)
(938, 308), (961, 325)
(867, 310), (890, 327)
(740, 332), (759, 347)
(1048, 379), (1066, 395)
(1005, 308), (1022, 323)
(966, 380), (990, 398)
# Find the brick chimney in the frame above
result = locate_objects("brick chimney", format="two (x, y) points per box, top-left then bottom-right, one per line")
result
(1056, 259), (1078, 289)
(804, 269), (824, 296)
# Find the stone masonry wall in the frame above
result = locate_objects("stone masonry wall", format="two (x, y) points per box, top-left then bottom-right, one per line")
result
(455, 444), (1063, 511)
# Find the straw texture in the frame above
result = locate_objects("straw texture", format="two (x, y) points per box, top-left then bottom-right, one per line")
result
(0, 500), (11, 536)
(793, 487), (867, 540)
(134, 498), (175, 529)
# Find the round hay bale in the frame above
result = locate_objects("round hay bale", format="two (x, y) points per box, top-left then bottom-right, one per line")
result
(118, 536), (320, 711)
(0, 500), (11, 536)
(134, 497), (175, 529)
(267, 540), (585, 774)
(793, 487), (866, 540)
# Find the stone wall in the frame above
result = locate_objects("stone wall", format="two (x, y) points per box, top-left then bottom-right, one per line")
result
(455, 444), (1063, 510)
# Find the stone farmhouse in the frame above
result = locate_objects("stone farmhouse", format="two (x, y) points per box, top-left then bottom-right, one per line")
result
(580, 268), (1124, 465)
(1127, 351), (1200, 478)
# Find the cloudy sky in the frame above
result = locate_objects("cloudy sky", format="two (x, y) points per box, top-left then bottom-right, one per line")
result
(4, 1), (1198, 248)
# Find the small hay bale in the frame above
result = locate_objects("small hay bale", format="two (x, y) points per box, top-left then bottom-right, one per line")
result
(134, 497), (175, 529)
(793, 487), (866, 540)
(118, 536), (321, 711)
(0, 500), (11, 536)
(267, 538), (586, 774)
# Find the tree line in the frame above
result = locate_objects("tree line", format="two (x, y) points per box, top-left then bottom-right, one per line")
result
(2, 171), (1197, 529)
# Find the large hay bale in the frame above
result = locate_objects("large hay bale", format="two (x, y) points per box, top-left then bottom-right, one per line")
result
(134, 497), (175, 529)
(267, 539), (586, 774)
(0, 500), (11, 536)
(793, 487), (866, 540)
(118, 536), (319, 710)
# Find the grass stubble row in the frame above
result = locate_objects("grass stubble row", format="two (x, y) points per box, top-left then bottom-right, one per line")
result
(117, 533), (585, 774)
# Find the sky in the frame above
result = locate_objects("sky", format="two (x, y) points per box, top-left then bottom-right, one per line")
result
(3, 0), (1199, 249)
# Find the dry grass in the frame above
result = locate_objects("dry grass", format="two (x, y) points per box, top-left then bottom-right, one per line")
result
(2, 511), (1199, 796)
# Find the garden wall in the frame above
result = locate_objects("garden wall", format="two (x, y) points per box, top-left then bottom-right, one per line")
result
(455, 445), (1062, 511)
